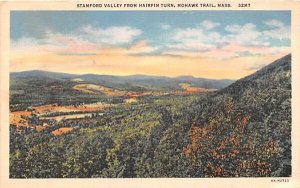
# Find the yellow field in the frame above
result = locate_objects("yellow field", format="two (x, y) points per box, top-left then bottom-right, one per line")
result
(10, 102), (111, 131)
(73, 84), (125, 96)
(73, 83), (153, 98)
(51, 127), (74, 136)
(179, 83), (216, 94)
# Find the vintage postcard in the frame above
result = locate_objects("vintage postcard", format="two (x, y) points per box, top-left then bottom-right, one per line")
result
(1, 0), (300, 187)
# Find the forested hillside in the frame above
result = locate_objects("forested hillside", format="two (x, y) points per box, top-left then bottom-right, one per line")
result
(183, 54), (291, 177)
(9, 54), (291, 178)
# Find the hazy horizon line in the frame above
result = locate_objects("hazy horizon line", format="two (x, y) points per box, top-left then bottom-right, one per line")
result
(10, 69), (236, 81)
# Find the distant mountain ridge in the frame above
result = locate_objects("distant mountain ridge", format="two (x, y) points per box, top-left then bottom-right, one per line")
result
(11, 70), (235, 90)
(10, 70), (76, 79)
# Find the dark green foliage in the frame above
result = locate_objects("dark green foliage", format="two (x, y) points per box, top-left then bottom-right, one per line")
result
(9, 77), (120, 111)
(9, 54), (291, 178)
(184, 54), (291, 177)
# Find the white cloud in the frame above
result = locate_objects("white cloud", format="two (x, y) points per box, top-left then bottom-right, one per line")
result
(168, 28), (223, 52)
(11, 25), (143, 55)
(225, 23), (256, 33)
(263, 19), (290, 40)
(80, 25), (142, 45)
(162, 20), (290, 58)
(11, 37), (40, 50)
(166, 24), (261, 57)
(128, 40), (159, 55)
(225, 23), (262, 45)
(201, 20), (220, 30)
(11, 20), (290, 60)
(160, 23), (171, 30)
(264, 19), (284, 28)
(173, 28), (205, 41)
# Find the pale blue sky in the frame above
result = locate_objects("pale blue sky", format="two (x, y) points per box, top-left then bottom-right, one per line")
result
(11, 11), (291, 49)
(10, 11), (291, 78)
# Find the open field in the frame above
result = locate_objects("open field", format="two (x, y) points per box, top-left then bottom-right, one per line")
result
(10, 102), (111, 129)
(33, 102), (111, 115)
(51, 127), (75, 136)
(73, 83), (155, 98)
(40, 112), (104, 122)
(73, 84), (126, 96)
(179, 83), (216, 93)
